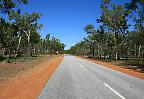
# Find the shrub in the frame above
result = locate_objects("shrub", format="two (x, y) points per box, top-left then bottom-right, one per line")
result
(0, 55), (5, 61)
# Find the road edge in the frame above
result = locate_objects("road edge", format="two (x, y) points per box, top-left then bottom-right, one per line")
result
(77, 56), (144, 79)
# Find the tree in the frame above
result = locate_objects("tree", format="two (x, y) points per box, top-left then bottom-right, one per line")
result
(45, 33), (51, 53)
(84, 24), (96, 58)
(49, 37), (64, 54)
(125, 0), (144, 61)
(98, 0), (129, 60)
(0, 0), (65, 61)
(67, 0), (144, 68)
(0, 0), (28, 56)
(0, 0), (28, 14)
(30, 30), (41, 54)
(9, 12), (42, 56)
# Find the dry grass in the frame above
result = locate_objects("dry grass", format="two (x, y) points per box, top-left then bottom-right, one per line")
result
(0, 55), (56, 82)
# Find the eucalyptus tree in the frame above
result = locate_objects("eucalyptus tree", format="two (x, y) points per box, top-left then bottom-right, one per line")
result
(49, 37), (65, 54)
(30, 30), (41, 54)
(98, 0), (129, 60)
(23, 12), (42, 55)
(44, 33), (51, 53)
(9, 12), (42, 56)
(0, 0), (28, 14)
(67, 41), (86, 56)
(125, 0), (144, 60)
(0, 18), (8, 52)
(0, 0), (28, 56)
(84, 24), (97, 58)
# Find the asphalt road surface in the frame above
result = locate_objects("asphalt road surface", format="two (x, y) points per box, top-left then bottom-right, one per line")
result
(38, 55), (144, 99)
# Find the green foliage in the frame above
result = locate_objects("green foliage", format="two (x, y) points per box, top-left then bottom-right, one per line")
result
(126, 60), (144, 67)
(49, 37), (65, 54)
(67, 0), (144, 68)
(97, 0), (130, 60)
(0, 0), (28, 14)
(0, 55), (5, 61)
(0, 0), (65, 62)
(84, 24), (94, 34)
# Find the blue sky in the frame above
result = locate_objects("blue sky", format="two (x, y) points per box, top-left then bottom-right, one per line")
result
(19, 0), (131, 49)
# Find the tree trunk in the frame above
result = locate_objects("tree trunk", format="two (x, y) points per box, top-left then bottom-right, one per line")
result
(16, 35), (21, 57)
(100, 45), (102, 59)
(142, 50), (144, 62)
(97, 43), (100, 58)
(138, 45), (141, 60)
(92, 47), (95, 58)
(27, 30), (31, 56)
(114, 35), (118, 60)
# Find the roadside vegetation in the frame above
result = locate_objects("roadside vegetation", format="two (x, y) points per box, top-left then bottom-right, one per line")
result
(0, 0), (65, 63)
(0, 55), (57, 82)
(66, 0), (144, 72)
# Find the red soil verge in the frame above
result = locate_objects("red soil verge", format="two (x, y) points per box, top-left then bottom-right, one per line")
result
(78, 56), (144, 79)
(0, 55), (63, 99)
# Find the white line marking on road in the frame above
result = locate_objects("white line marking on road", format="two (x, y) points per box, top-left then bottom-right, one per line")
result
(104, 83), (126, 99)
(80, 64), (84, 68)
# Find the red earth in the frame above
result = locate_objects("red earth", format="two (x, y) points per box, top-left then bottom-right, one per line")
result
(0, 55), (63, 99)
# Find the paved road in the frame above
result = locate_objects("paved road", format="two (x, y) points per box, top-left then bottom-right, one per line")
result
(38, 55), (144, 99)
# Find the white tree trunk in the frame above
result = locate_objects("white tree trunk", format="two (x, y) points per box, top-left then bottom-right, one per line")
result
(114, 35), (118, 60)
(27, 30), (31, 55)
(138, 45), (142, 59)
(16, 35), (22, 57)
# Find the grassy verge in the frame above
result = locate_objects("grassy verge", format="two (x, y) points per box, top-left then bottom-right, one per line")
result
(83, 56), (144, 73)
(124, 60), (144, 73)
(0, 54), (40, 63)
(0, 55), (58, 82)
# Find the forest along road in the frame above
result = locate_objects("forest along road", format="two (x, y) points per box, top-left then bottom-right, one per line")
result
(38, 55), (144, 99)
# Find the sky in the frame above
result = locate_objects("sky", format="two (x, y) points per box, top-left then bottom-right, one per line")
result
(18, 0), (131, 49)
